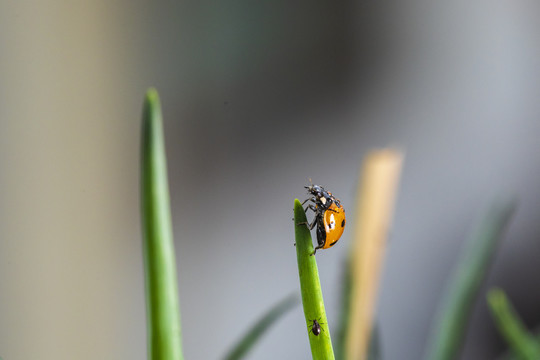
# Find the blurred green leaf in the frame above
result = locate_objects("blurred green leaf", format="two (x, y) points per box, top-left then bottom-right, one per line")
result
(425, 200), (516, 360)
(223, 294), (299, 360)
(334, 260), (352, 360)
(488, 288), (540, 360)
(367, 324), (382, 360)
(499, 328), (540, 360)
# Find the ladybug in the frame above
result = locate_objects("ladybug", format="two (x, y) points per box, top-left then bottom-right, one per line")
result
(308, 318), (324, 336)
(301, 183), (346, 255)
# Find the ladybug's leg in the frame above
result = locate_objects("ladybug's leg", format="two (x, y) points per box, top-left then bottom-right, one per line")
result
(307, 210), (320, 229)
(311, 238), (325, 255)
(297, 205), (318, 227)
(302, 197), (316, 207)
(311, 224), (326, 256)
(304, 204), (317, 215)
(297, 214), (318, 229)
(293, 202), (316, 222)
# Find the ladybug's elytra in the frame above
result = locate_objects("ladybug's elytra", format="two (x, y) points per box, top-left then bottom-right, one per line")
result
(301, 183), (346, 255)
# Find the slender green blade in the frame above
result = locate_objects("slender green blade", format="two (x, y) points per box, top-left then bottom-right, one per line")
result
(223, 294), (299, 360)
(499, 328), (540, 360)
(141, 88), (183, 360)
(294, 199), (335, 360)
(425, 200), (516, 360)
(334, 259), (352, 360)
(488, 289), (540, 360)
(367, 324), (382, 360)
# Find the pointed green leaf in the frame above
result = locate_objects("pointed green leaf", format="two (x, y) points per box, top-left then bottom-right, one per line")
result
(141, 88), (184, 360)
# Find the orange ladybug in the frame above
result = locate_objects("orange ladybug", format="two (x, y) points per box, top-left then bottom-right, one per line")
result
(302, 183), (346, 255)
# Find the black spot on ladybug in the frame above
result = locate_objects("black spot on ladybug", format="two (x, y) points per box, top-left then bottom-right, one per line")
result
(341, 220), (345, 227)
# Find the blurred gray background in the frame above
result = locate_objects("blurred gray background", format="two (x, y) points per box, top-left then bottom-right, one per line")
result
(2, 1), (540, 359)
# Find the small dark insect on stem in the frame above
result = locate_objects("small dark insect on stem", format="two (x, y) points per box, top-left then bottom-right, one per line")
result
(308, 318), (325, 336)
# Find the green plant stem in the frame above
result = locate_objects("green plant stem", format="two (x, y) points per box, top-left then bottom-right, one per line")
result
(223, 294), (299, 360)
(488, 289), (540, 360)
(141, 88), (184, 360)
(425, 200), (515, 360)
(294, 199), (335, 360)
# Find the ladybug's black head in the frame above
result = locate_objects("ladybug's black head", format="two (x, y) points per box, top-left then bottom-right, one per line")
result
(305, 184), (325, 196)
